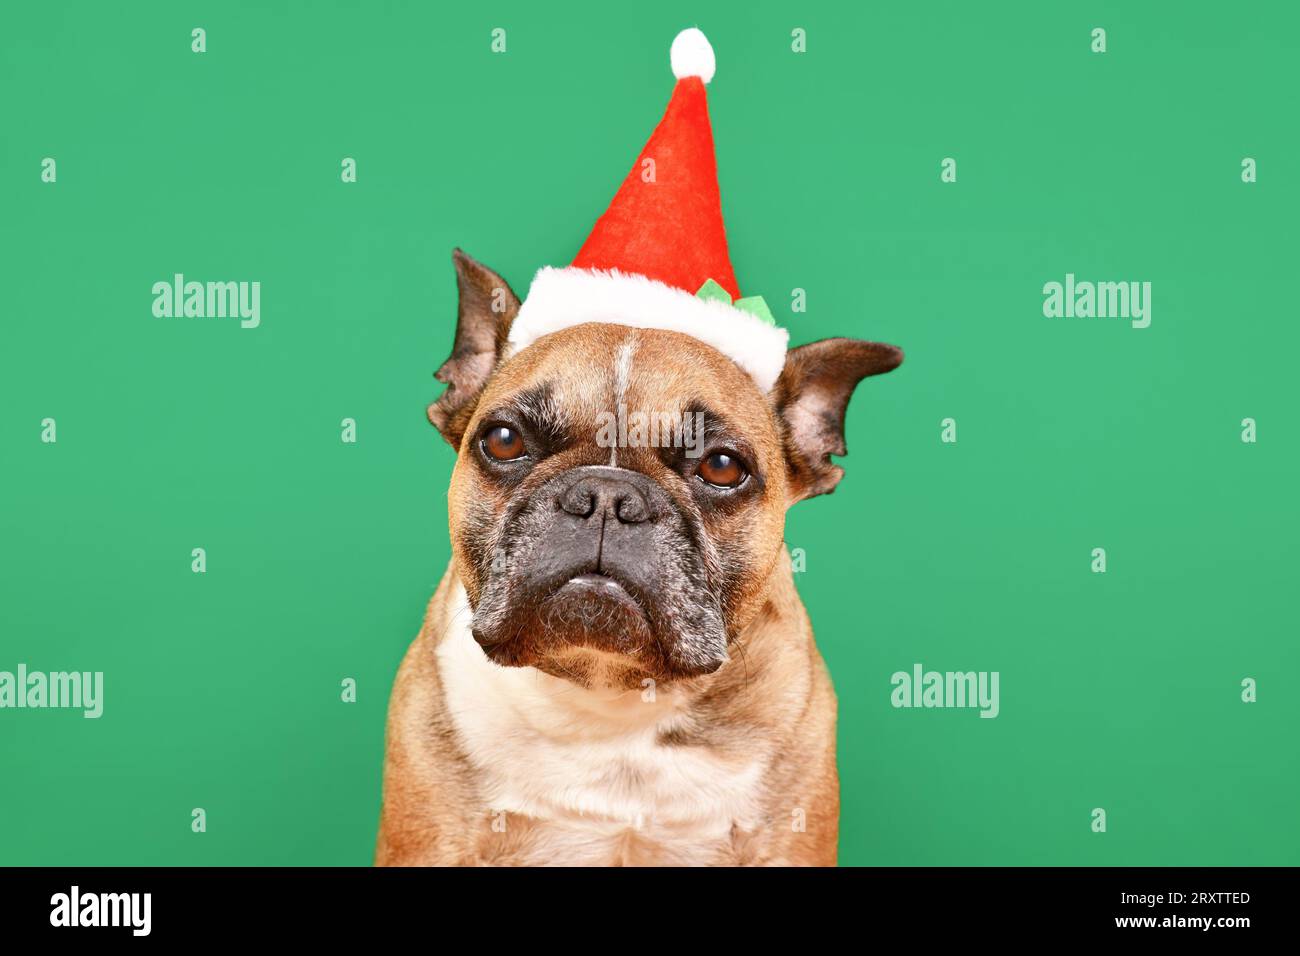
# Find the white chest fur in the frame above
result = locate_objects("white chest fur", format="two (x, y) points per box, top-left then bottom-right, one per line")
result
(435, 585), (765, 853)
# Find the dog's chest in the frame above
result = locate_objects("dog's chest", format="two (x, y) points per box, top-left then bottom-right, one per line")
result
(435, 597), (766, 865)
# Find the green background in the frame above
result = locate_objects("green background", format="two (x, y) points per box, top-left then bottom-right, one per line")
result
(2, 0), (1296, 866)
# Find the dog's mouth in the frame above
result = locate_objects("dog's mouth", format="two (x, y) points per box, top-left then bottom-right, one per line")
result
(554, 572), (647, 618)
(532, 568), (655, 649)
(471, 566), (670, 683)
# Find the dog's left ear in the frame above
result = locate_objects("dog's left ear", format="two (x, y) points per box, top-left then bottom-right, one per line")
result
(428, 249), (522, 448)
(773, 337), (903, 502)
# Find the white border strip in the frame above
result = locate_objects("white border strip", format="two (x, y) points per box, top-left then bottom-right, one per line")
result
(506, 267), (789, 393)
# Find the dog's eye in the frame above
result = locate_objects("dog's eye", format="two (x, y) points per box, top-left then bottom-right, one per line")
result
(482, 425), (527, 461)
(697, 452), (747, 488)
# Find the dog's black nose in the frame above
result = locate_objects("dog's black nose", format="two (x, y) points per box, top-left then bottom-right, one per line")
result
(558, 472), (652, 524)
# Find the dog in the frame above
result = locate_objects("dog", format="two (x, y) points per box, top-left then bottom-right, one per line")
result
(374, 249), (902, 866)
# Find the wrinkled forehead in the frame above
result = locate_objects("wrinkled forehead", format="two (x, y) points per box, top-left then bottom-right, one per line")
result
(477, 323), (779, 445)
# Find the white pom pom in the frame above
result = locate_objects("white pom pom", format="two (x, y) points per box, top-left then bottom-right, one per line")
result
(670, 28), (715, 83)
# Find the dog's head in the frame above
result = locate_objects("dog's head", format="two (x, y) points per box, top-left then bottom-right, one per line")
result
(429, 251), (902, 689)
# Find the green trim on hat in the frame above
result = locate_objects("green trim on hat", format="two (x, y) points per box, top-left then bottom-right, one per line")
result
(694, 278), (732, 304)
(695, 279), (776, 326)
(733, 295), (775, 326)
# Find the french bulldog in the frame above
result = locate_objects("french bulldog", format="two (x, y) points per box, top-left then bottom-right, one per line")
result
(375, 250), (902, 866)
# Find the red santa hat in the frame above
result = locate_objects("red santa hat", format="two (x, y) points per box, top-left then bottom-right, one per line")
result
(506, 28), (789, 392)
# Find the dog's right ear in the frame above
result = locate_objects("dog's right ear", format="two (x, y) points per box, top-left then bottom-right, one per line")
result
(427, 249), (522, 448)
(774, 337), (903, 502)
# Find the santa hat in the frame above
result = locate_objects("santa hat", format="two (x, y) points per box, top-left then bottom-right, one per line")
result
(506, 28), (789, 393)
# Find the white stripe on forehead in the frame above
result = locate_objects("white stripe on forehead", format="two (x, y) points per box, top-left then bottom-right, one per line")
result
(610, 337), (637, 466)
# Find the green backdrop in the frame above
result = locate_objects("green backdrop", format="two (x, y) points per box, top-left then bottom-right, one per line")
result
(2, 0), (1296, 866)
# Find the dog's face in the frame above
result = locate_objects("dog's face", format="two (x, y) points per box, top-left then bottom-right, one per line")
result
(429, 252), (901, 689)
